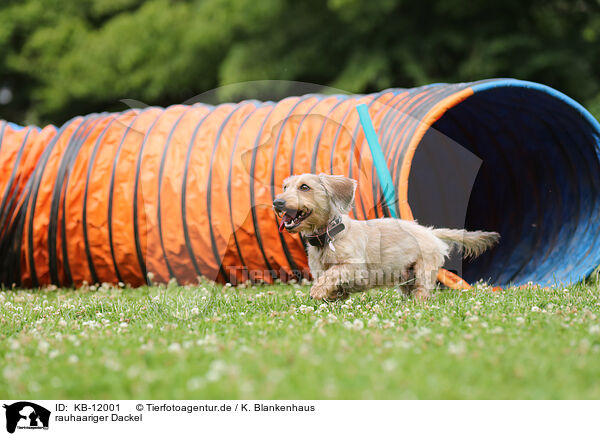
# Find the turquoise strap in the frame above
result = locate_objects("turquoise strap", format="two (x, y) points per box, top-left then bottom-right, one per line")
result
(356, 103), (398, 218)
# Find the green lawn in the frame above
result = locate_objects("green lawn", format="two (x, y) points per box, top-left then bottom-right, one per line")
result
(1, 279), (600, 399)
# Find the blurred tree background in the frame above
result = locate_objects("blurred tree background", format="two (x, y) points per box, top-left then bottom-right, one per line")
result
(1, 0), (600, 126)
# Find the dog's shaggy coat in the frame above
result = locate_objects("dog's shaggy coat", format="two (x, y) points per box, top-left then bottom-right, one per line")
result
(273, 173), (499, 300)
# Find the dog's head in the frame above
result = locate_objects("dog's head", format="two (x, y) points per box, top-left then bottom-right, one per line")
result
(273, 173), (357, 233)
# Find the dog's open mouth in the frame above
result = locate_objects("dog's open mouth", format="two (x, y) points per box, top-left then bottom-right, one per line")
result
(276, 209), (312, 232)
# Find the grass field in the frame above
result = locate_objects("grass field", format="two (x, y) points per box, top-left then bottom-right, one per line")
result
(2, 278), (600, 399)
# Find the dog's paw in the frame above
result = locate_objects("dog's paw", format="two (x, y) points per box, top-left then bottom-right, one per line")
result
(329, 289), (349, 301)
(413, 287), (430, 301)
(309, 284), (328, 300)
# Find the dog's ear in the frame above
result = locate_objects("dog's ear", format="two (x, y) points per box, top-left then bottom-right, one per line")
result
(319, 174), (357, 214)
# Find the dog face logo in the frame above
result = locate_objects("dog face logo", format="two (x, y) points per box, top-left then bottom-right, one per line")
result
(2, 402), (50, 433)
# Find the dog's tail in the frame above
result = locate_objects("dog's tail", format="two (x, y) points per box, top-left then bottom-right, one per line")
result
(432, 228), (500, 259)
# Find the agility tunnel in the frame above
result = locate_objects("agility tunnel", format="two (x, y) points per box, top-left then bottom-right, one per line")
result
(1, 78), (599, 288)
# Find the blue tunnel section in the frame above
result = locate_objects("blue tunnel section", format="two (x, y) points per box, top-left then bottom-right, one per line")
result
(411, 79), (600, 286)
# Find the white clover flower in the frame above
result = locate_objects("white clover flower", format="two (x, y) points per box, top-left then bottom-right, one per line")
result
(119, 322), (128, 328)
(319, 303), (328, 311)
(38, 341), (50, 353)
(206, 360), (227, 382)
(367, 316), (379, 328)
(352, 319), (364, 330)
(168, 343), (182, 353)
(589, 325), (600, 335)
(68, 355), (79, 364)
(440, 316), (450, 327)
(414, 327), (432, 338)
(299, 305), (314, 314)
(579, 338), (591, 353)
(382, 359), (397, 372)
(415, 312), (422, 320)
(448, 342), (466, 355)
(104, 359), (121, 371)
(187, 377), (205, 390)
(295, 290), (305, 297)
(49, 350), (60, 359)
(191, 307), (200, 316)
(83, 320), (102, 329)
(491, 326), (503, 334)
(152, 295), (160, 302)
(531, 306), (541, 312)
(399, 340), (412, 349)
(58, 319), (67, 327)
(516, 317), (525, 326)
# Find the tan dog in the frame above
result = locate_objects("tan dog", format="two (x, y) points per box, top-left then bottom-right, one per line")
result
(273, 173), (499, 300)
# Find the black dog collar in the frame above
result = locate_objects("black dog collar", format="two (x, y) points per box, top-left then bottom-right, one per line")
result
(304, 216), (345, 248)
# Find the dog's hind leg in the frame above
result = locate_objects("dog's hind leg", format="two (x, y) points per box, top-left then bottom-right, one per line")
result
(411, 257), (440, 301)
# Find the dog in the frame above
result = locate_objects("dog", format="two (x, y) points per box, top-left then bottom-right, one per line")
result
(273, 173), (499, 300)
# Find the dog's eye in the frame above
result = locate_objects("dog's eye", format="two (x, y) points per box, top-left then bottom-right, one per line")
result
(299, 184), (310, 191)
(283, 185), (287, 191)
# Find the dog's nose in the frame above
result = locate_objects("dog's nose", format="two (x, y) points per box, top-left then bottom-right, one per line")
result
(273, 198), (285, 210)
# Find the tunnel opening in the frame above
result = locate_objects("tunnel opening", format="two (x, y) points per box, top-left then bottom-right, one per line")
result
(408, 82), (600, 286)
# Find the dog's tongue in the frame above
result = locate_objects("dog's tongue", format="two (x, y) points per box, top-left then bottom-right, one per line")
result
(278, 214), (291, 232)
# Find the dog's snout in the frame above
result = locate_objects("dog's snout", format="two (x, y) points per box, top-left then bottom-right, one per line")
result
(273, 198), (286, 210)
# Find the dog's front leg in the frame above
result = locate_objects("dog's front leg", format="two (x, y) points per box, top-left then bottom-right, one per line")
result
(310, 264), (364, 300)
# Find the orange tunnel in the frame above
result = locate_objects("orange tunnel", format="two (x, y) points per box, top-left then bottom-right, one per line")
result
(1, 79), (600, 288)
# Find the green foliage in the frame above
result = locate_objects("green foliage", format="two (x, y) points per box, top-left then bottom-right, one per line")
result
(1, 0), (600, 125)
